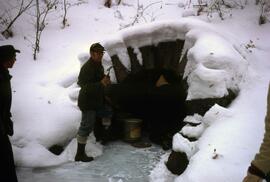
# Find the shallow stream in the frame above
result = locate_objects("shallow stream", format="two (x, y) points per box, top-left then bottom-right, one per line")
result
(17, 141), (165, 182)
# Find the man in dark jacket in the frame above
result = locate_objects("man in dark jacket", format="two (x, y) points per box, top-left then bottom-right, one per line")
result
(0, 45), (20, 182)
(75, 43), (112, 162)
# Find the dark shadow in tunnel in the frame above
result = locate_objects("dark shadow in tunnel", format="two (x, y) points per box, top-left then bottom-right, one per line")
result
(108, 68), (187, 149)
(102, 40), (188, 149)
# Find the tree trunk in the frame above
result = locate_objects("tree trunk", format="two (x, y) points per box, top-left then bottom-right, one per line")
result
(62, 0), (68, 28)
(34, 0), (40, 60)
(104, 0), (111, 8)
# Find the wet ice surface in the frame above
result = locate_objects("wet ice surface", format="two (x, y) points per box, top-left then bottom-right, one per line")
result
(17, 141), (166, 182)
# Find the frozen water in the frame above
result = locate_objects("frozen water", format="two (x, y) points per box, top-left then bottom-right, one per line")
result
(16, 141), (166, 182)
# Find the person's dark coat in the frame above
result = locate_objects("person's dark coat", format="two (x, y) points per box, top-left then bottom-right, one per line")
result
(77, 58), (105, 111)
(0, 65), (13, 136)
(0, 65), (18, 182)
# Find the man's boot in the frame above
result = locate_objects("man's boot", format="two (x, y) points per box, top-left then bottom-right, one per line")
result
(74, 143), (94, 162)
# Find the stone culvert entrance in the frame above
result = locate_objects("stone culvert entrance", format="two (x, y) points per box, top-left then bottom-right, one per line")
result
(99, 20), (245, 175)
(105, 38), (236, 145)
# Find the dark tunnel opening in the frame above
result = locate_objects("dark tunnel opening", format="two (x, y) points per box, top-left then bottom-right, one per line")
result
(108, 68), (187, 148)
(95, 40), (237, 151)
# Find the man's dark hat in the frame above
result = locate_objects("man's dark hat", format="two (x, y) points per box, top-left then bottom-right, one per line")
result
(90, 43), (105, 52)
(0, 45), (20, 62)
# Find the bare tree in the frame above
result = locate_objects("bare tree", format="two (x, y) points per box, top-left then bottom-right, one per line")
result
(120, 0), (162, 29)
(62, 0), (68, 28)
(207, 0), (225, 20)
(33, 0), (58, 60)
(202, 0), (244, 20)
(258, 0), (270, 25)
(104, 0), (121, 8)
(204, 0), (269, 23)
(34, 0), (41, 60)
(104, 0), (111, 8)
(185, 0), (247, 20)
(193, 0), (207, 16)
(61, 0), (89, 28)
(1, 0), (34, 39)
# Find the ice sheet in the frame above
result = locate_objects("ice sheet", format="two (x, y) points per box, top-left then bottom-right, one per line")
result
(17, 141), (165, 182)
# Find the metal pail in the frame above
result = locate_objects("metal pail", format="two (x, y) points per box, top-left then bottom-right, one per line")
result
(123, 118), (142, 142)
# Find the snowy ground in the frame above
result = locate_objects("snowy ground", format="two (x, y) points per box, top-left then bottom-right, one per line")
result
(1, 0), (270, 181)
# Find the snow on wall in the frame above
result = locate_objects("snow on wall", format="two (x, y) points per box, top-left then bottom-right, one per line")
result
(184, 29), (248, 99)
(173, 104), (233, 158)
(99, 18), (248, 100)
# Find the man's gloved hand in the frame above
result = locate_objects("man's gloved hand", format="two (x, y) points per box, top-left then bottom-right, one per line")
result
(6, 119), (14, 136)
(243, 172), (263, 182)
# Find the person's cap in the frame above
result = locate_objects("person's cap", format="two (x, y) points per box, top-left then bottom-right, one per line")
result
(90, 43), (105, 52)
(0, 45), (20, 62)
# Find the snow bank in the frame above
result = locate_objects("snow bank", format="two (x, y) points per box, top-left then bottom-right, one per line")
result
(99, 18), (248, 100)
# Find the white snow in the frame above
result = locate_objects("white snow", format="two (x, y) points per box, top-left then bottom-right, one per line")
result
(100, 18), (248, 99)
(1, 0), (270, 181)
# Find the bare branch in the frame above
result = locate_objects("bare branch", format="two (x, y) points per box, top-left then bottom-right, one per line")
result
(33, 0), (58, 60)
(1, 0), (35, 38)
(120, 0), (162, 29)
